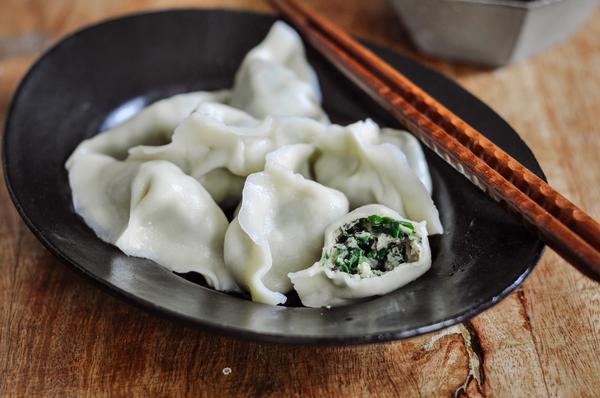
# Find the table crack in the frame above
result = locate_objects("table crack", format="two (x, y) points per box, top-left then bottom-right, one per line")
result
(453, 321), (486, 398)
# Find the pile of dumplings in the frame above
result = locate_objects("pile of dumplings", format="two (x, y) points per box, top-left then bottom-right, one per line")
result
(66, 22), (442, 308)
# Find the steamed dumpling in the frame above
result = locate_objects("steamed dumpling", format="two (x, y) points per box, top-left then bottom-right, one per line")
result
(67, 154), (141, 242)
(229, 21), (328, 121)
(224, 144), (349, 305)
(67, 91), (229, 161)
(126, 103), (264, 204)
(289, 204), (431, 307)
(314, 119), (443, 235)
(128, 103), (273, 176)
(65, 91), (230, 238)
(115, 161), (238, 291)
(65, 94), (240, 290)
(380, 128), (432, 194)
(66, 91), (229, 240)
(127, 103), (328, 203)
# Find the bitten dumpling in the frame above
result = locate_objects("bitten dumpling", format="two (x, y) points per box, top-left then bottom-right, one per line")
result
(314, 119), (443, 235)
(229, 21), (328, 121)
(115, 161), (238, 291)
(289, 204), (431, 307)
(224, 144), (349, 305)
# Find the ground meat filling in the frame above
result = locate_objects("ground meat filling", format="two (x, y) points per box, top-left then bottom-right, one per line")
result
(323, 215), (421, 278)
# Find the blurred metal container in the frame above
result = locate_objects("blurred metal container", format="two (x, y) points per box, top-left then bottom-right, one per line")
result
(388, 0), (599, 66)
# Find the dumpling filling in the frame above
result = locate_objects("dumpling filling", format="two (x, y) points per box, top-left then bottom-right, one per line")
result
(323, 215), (421, 278)
(288, 204), (432, 307)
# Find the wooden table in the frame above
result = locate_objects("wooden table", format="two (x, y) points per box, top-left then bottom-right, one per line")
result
(1, 1), (599, 396)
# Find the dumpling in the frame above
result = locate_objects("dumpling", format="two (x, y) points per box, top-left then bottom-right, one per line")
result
(224, 144), (349, 305)
(128, 103), (273, 176)
(127, 103), (327, 203)
(289, 204), (431, 307)
(126, 103), (265, 204)
(66, 91), (229, 241)
(380, 128), (433, 194)
(67, 91), (229, 161)
(67, 154), (141, 242)
(66, 93), (239, 290)
(313, 119), (443, 235)
(115, 161), (238, 291)
(229, 21), (328, 121)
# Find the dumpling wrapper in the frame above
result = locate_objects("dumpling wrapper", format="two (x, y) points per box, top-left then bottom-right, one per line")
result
(314, 119), (443, 235)
(380, 128), (433, 194)
(67, 91), (229, 162)
(67, 154), (141, 242)
(224, 144), (349, 305)
(289, 204), (431, 308)
(229, 21), (327, 122)
(66, 91), (228, 241)
(65, 92), (238, 290)
(115, 161), (238, 291)
(127, 102), (328, 204)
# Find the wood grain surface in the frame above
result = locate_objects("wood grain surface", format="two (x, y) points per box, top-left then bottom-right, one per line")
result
(1, 1), (599, 397)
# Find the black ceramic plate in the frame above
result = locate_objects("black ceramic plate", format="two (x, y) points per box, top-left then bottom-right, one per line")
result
(3, 9), (545, 344)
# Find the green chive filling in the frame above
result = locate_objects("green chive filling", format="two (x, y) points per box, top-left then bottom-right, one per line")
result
(323, 215), (421, 277)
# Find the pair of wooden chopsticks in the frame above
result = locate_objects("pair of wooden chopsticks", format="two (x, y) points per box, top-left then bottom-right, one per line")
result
(269, 0), (600, 281)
